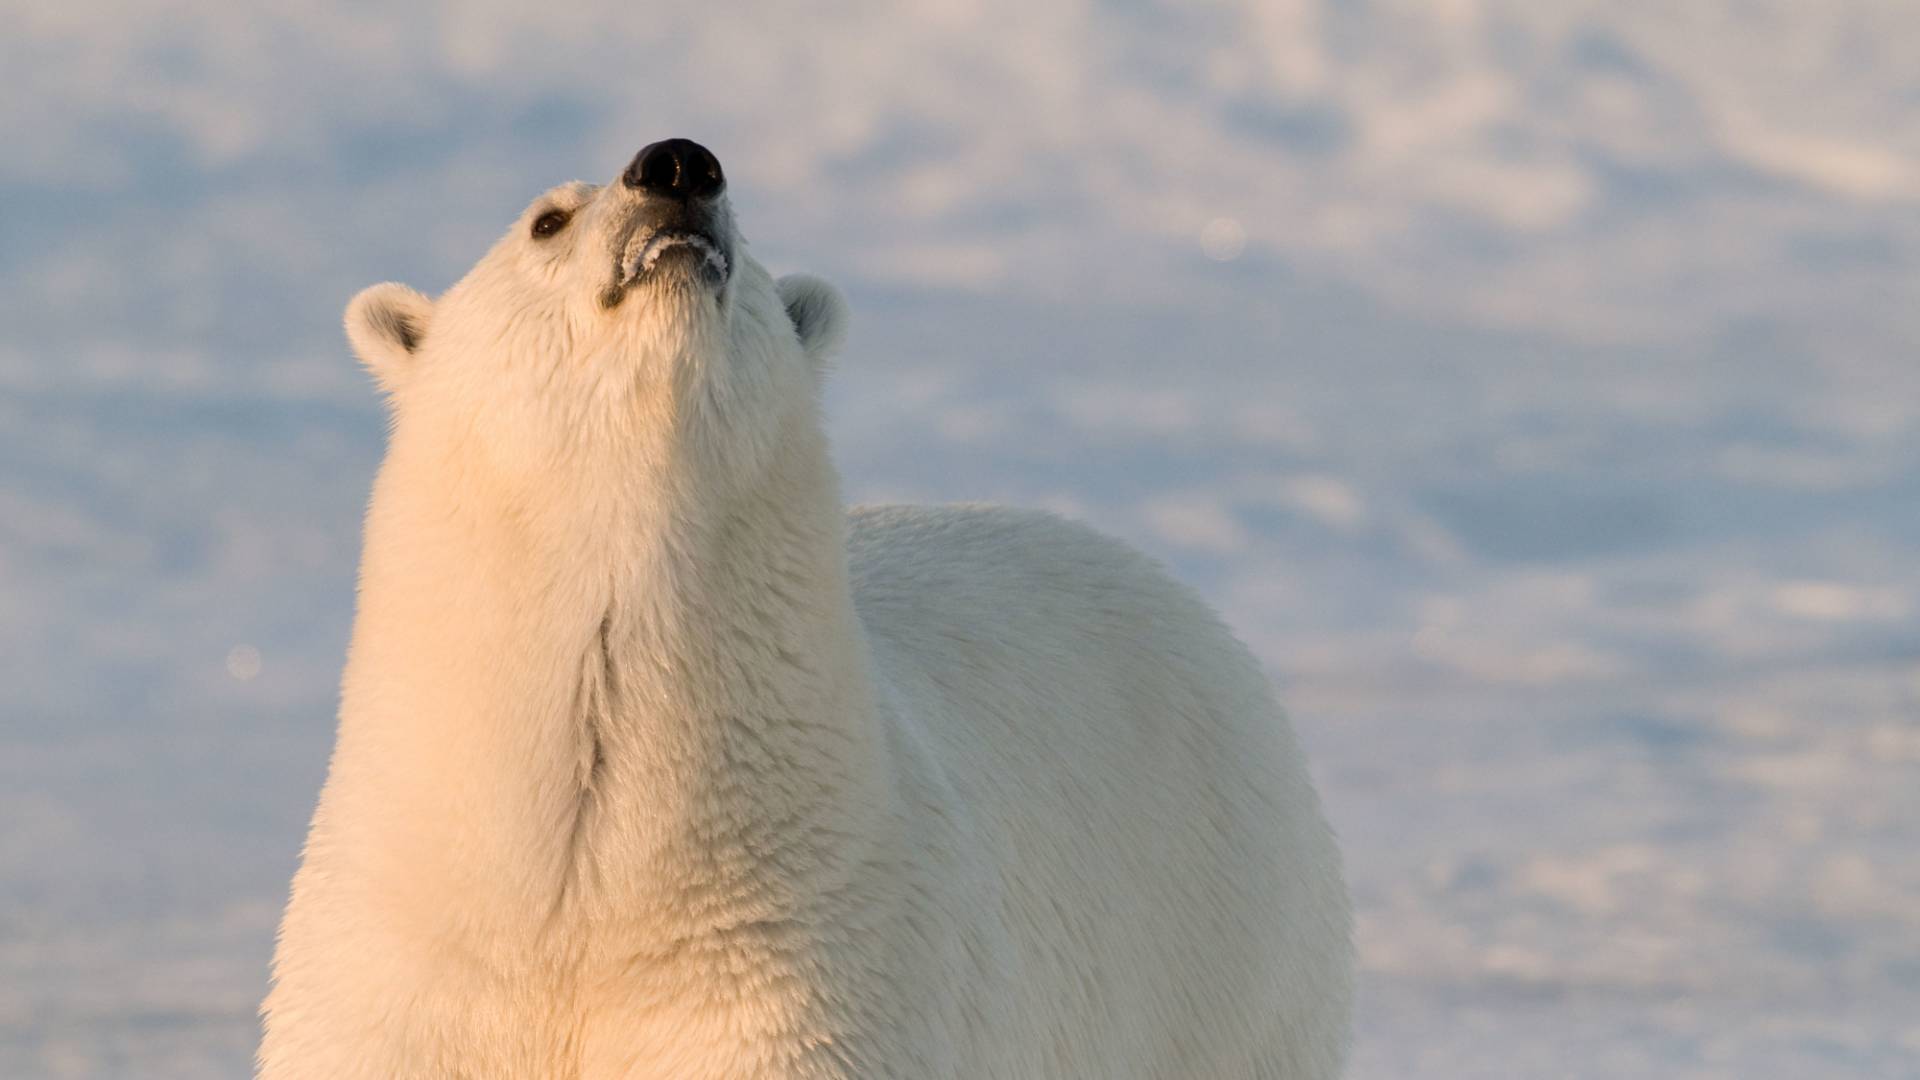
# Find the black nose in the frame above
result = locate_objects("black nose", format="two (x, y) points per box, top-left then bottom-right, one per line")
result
(623, 139), (725, 200)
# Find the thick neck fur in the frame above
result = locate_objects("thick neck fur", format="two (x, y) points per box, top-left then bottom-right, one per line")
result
(323, 345), (888, 960)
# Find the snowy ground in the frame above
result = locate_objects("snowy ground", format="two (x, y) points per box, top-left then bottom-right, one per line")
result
(5, 4), (1918, 1077)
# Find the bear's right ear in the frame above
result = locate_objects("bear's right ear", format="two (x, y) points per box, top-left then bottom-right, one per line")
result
(345, 283), (434, 392)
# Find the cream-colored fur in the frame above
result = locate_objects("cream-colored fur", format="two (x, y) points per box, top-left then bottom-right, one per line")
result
(260, 160), (1352, 1079)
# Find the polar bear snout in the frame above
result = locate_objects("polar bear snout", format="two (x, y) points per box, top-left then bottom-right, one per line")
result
(623, 138), (725, 201)
(603, 141), (736, 304)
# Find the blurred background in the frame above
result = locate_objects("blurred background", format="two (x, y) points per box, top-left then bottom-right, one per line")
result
(4, 2), (1918, 1076)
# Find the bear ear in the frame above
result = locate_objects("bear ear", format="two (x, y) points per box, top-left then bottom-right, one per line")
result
(776, 274), (849, 370)
(345, 282), (434, 391)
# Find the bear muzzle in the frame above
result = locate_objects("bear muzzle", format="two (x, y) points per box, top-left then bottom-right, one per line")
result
(602, 139), (734, 307)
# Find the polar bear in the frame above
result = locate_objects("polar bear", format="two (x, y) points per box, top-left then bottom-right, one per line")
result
(260, 138), (1352, 1079)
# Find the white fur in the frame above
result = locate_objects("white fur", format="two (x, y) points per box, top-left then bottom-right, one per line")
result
(261, 165), (1353, 1079)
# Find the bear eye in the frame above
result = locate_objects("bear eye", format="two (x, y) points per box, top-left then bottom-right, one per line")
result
(530, 209), (571, 239)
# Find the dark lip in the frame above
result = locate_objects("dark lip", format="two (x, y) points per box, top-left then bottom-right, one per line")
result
(625, 228), (729, 285)
(600, 226), (731, 309)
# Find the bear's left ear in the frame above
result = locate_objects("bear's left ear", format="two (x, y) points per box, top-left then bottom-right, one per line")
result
(776, 274), (849, 371)
(345, 282), (434, 392)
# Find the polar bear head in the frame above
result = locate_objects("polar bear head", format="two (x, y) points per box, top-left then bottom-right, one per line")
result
(343, 139), (848, 517)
